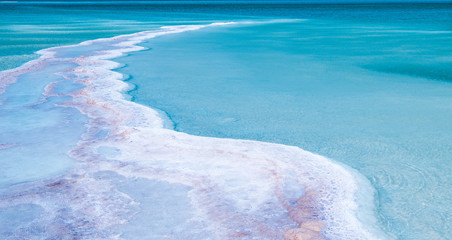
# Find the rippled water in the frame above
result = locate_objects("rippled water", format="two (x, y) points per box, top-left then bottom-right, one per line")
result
(1, 2), (451, 239)
(117, 6), (452, 240)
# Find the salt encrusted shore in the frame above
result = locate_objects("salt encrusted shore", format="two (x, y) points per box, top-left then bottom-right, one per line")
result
(0, 23), (385, 239)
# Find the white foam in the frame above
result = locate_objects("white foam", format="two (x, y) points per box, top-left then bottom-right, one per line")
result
(0, 22), (390, 239)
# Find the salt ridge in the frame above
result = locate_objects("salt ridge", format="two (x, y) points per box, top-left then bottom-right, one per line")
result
(0, 22), (389, 239)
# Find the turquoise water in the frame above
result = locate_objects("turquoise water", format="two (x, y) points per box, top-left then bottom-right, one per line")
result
(117, 5), (452, 239)
(0, 1), (232, 70)
(0, 1), (451, 239)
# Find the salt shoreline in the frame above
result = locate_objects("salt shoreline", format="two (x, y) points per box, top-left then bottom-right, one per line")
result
(0, 22), (387, 239)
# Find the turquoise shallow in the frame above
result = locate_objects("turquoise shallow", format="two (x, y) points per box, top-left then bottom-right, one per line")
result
(0, 1), (451, 239)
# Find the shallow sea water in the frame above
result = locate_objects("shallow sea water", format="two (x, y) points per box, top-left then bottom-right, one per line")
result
(118, 7), (452, 240)
(0, 2), (451, 239)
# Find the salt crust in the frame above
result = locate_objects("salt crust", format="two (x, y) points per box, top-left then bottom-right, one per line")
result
(0, 22), (385, 240)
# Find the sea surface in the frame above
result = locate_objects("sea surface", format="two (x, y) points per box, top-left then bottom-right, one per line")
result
(0, 1), (451, 239)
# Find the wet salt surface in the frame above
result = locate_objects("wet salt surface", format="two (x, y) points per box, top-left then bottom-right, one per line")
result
(0, 23), (386, 239)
